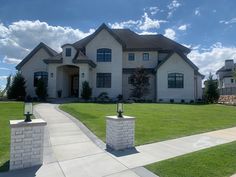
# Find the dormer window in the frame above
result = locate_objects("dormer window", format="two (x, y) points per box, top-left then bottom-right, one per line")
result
(65, 48), (72, 57)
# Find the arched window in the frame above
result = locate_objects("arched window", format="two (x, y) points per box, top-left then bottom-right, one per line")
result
(168, 73), (184, 88)
(97, 48), (112, 62)
(34, 72), (48, 87)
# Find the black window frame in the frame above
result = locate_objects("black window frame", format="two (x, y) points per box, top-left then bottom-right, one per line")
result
(96, 73), (111, 88)
(231, 78), (234, 83)
(143, 53), (149, 61)
(34, 71), (48, 87)
(128, 53), (135, 61)
(97, 48), (112, 62)
(168, 73), (184, 88)
(65, 48), (72, 57)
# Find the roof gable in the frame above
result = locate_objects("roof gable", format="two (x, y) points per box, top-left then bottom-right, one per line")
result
(16, 42), (58, 70)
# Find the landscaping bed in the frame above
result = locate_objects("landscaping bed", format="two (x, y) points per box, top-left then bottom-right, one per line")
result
(60, 103), (236, 145)
(0, 101), (24, 172)
(146, 141), (236, 177)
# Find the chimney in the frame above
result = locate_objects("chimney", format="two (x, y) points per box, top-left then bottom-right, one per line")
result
(225, 59), (234, 70)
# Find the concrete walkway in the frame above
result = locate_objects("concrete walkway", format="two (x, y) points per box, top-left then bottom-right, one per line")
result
(2, 103), (236, 177)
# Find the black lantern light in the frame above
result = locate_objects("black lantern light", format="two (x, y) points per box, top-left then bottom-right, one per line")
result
(117, 102), (123, 118)
(24, 102), (33, 122)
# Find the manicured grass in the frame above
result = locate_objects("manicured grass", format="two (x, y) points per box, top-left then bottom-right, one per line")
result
(146, 141), (236, 177)
(60, 103), (236, 145)
(0, 102), (24, 172)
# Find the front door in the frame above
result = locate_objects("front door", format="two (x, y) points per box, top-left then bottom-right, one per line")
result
(71, 75), (79, 97)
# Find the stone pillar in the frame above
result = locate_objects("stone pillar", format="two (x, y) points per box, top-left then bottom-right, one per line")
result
(106, 116), (135, 150)
(9, 119), (47, 170)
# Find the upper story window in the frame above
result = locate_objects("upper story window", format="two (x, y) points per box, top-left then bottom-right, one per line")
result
(65, 48), (72, 57)
(168, 73), (184, 88)
(128, 53), (135, 61)
(34, 72), (48, 87)
(143, 53), (149, 61)
(96, 73), (111, 88)
(231, 78), (234, 83)
(97, 48), (112, 62)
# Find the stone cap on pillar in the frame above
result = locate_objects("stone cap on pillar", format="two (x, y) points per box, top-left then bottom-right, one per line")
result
(106, 115), (135, 121)
(10, 119), (47, 128)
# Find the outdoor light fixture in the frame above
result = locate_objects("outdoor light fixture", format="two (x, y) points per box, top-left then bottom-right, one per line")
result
(117, 102), (123, 118)
(24, 102), (33, 122)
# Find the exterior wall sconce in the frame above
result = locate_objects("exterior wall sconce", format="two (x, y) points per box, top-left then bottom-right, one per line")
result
(24, 102), (33, 122)
(81, 73), (85, 78)
(50, 73), (53, 78)
(117, 102), (123, 118)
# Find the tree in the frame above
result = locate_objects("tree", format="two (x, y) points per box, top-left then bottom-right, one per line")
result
(81, 81), (92, 100)
(7, 73), (26, 100)
(130, 67), (150, 99)
(35, 78), (47, 100)
(204, 73), (219, 103)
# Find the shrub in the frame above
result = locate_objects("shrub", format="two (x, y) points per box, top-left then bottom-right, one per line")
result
(117, 94), (123, 101)
(97, 92), (109, 102)
(181, 99), (185, 103)
(203, 73), (219, 103)
(170, 99), (174, 103)
(35, 78), (47, 101)
(81, 81), (92, 100)
(7, 73), (26, 100)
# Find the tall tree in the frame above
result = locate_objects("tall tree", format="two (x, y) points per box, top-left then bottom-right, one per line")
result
(35, 78), (47, 101)
(204, 73), (219, 103)
(7, 73), (26, 100)
(130, 67), (150, 99)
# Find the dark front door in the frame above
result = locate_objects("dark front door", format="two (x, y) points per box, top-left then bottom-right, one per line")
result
(71, 75), (79, 97)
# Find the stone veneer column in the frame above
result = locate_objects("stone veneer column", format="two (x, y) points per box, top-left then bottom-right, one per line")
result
(9, 119), (47, 170)
(106, 116), (135, 150)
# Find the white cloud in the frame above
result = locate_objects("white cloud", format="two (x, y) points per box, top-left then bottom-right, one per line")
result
(195, 8), (200, 16)
(0, 20), (95, 65)
(167, 0), (181, 18)
(0, 76), (7, 81)
(0, 67), (11, 71)
(109, 12), (167, 32)
(178, 24), (188, 31)
(138, 31), (157, 35)
(188, 42), (236, 75)
(219, 18), (236, 25)
(164, 28), (176, 40)
(149, 6), (160, 15)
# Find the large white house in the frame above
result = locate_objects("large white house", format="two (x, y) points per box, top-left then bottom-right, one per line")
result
(16, 23), (203, 102)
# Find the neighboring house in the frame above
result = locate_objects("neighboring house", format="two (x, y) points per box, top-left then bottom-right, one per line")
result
(216, 59), (236, 89)
(16, 23), (203, 102)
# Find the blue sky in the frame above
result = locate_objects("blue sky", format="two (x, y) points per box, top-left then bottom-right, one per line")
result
(0, 0), (236, 89)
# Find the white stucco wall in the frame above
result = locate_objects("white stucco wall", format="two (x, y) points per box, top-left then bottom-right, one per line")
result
(85, 29), (123, 98)
(222, 77), (236, 88)
(20, 48), (51, 97)
(156, 53), (195, 102)
(61, 44), (77, 64)
(123, 51), (158, 68)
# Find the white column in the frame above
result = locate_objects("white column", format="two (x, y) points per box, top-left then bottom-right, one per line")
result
(10, 119), (47, 170)
(106, 116), (135, 150)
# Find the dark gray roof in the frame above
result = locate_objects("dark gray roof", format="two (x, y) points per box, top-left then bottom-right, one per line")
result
(216, 64), (236, 74)
(73, 24), (190, 53)
(16, 42), (58, 70)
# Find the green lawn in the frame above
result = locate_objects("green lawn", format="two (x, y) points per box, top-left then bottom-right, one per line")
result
(0, 102), (24, 172)
(60, 103), (236, 145)
(146, 141), (236, 177)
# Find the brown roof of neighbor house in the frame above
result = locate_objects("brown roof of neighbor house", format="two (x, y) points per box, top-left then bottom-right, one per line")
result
(73, 23), (190, 53)
(16, 42), (58, 70)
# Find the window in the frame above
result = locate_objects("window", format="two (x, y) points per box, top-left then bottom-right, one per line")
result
(96, 73), (111, 88)
(128, 53), (135, 61)
(168, 73), (184, 88)
(231, 79), (234, 83)
(97, 48), (112, 62)
(65, 48), (72, 57)
(34, 72), (48, 87)
(143, 53), (149, 61)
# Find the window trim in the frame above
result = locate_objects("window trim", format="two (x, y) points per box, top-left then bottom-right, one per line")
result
(168, 73), (184, 88)
(65, 48), (72, 57)
(128, 53), (135, 61)
(143, 53), (149, 61)
(97, 48), (112, 62)
(96, 73), (112, 88)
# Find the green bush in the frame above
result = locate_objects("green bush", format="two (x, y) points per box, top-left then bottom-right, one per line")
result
(81, 81), (92, 100)
(35, 78), (47, 101)
(7, 73), (26, 100)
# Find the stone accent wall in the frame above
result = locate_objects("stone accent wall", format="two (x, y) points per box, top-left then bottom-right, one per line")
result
(106, 116), (135, 150)
(10, 119), (47, 170)
(218, 95), (236, 105)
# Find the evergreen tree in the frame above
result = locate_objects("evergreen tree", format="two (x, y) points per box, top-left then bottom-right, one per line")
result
(7, 73), (26, 100)
(130, 67), (150, 99)
(81, 81), (92, 100)
(204, 73), (219, 103)
(35, 78), (47, 100)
